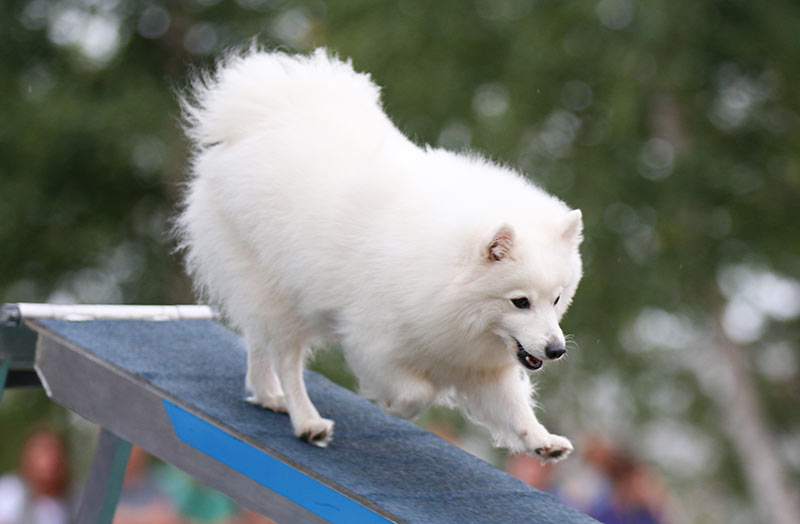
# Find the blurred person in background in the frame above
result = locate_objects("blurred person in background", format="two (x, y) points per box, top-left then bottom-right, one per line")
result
(0, 428), (70, 524)
(506, 452), (557, 493)
(509, 432), (615, 509)
(113, 446), (177, 524)
(588, 452), (667, 524)
(510, 432), (670, 524)
(559, 433), (617, 512)
(570, 434), (668, 524)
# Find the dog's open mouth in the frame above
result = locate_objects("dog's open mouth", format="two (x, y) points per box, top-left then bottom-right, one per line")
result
(515, 339), (543, 371)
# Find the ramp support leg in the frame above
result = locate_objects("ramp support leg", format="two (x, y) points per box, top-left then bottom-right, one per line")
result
(75, 427), (132, 524)
(0, 359), (9, 403)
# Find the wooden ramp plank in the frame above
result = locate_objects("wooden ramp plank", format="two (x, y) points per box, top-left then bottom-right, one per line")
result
(23, 317), (595, 524)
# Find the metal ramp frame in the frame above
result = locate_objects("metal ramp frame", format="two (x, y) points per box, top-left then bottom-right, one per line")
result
(1, 303), (596, 524)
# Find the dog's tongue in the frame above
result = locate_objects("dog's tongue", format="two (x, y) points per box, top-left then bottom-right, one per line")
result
(515, 339), (543, 370)
(517, 348), (543, 370)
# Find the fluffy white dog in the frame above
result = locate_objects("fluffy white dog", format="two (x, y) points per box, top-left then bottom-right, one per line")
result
(177, 48), (583, 461)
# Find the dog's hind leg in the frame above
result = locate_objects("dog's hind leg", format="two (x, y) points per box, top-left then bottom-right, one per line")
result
(342, 339), (436, 420)
(374, 369), (435, 420)
(244, 330), (288, 413)
(275, 340), (334, 447)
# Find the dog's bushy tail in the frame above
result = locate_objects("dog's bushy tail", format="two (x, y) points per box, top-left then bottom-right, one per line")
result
(180, 47), (384, 151)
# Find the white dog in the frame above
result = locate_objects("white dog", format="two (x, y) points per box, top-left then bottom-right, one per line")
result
(177, 48), (583, 461)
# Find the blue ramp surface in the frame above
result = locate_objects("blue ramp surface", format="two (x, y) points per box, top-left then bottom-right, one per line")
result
(34, 318), (595, 523)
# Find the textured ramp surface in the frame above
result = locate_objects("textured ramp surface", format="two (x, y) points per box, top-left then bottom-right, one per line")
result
(37, 318), (595, 523)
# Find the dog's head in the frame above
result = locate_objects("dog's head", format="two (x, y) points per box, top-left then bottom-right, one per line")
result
(467, 209), (584, 370)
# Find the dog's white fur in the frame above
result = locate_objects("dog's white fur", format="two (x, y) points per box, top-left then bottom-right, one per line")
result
(177, 48), (583, 460)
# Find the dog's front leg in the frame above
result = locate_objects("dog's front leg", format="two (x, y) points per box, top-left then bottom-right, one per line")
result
(459, 366), (572, 461)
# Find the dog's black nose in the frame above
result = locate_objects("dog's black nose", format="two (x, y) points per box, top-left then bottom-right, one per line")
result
(545, 342), (566, 360)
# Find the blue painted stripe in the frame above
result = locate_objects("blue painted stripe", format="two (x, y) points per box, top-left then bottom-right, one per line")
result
(162, 400), (393, 524)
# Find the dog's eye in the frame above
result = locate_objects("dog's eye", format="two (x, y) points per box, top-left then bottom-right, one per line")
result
(554, 295), (560, 306)
(511, 297), (530, 310)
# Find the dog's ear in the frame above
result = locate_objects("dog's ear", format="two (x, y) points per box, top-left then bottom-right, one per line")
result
(485, 224), (514, 261)
(562, 209), (583, 244)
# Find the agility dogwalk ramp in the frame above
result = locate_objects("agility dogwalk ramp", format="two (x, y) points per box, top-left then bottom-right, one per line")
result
(1, 303), (596, 524)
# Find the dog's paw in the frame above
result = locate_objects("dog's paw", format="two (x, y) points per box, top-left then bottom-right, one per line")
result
(246, 391), (288, 413)
(530, 433), (573, 462)
(295, 417), (334, 448)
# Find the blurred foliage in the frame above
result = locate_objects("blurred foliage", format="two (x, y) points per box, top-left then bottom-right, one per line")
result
(2, 1), (799, 522)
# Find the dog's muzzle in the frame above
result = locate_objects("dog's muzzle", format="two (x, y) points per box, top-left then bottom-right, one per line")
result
(515, 339), (543, 370)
